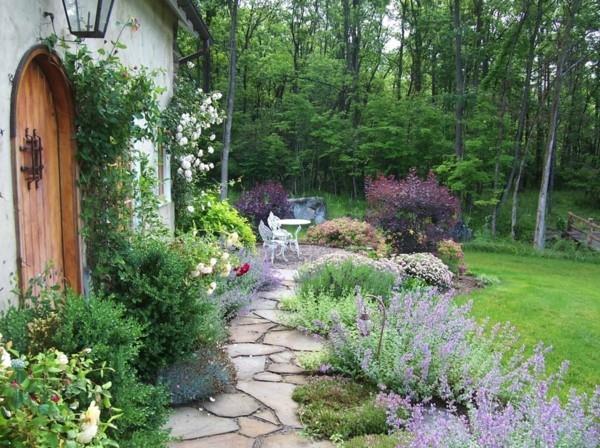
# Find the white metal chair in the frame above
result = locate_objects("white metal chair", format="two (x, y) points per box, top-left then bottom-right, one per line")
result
(267, 212), (300, 258)
(259, 220), (287, 263)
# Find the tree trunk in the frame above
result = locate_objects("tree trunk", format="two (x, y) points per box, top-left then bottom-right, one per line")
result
(453, 0), (465, 159)
(534, 0), (579, 249)
(220, 0), (239, 200)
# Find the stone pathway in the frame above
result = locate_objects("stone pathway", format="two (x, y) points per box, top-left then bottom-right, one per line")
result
(167, 268), (333, 448)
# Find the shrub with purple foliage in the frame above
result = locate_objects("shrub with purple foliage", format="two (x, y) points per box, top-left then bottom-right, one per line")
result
(365, 170), (460, 253)
(235, 181), (292, 225)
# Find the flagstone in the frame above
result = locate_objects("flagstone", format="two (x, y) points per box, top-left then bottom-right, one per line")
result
(238, 417), (279, 437)
(282, 375), (308, 385)
(254, 371), (283, 382)
(232, 356), (266, 380)
(167, 407), (239, 440)
(202, 393), (261, 417)
(168, 433), (253, 448)
(226, 343), (286, 357)
(267, 363), (305, 374)
(249, 298), (279, 310)
(253, 408), (280, 425)
(269, 351), (296, 363)
(237, 380), (301, 427)
(229, 323), (274, 343)
(263, 330), (323, 352)
(253, 309), (292, 325)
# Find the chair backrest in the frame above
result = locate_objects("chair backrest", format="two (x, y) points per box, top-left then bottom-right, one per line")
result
(258, 220), (273, 242)
(268, 212), (281, 230)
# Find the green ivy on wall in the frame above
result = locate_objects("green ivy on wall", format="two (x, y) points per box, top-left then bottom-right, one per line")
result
(64, 43), (163, 289)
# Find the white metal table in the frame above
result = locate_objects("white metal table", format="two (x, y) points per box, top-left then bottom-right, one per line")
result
(276, 219), (311, 257)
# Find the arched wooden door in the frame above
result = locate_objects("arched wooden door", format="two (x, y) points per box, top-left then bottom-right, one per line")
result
(11, 46), (82, 293)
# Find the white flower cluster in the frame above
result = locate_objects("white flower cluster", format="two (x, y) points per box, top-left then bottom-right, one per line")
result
(77, 401), (101, 444)
(391, 253), (454, 289)
(175, 90), (224, 183)
(191, 252), (232, 295)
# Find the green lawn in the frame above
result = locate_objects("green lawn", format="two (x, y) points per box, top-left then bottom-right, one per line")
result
(462, 250), (600, 397)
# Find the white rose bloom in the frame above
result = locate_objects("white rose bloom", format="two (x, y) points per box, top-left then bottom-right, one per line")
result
(210, 258), (217, 267)
(176, 132), (183, 141)
(187, 205), (195, 213)
(133, 117), (148, 130)
(187, 61), (195, 69)
(179, 136), (189, 146)
(207, 146), (214, 154)
(209, 134), (216, 141)
(194, 159), (201, 168)
(56, 351), (69, 367)
(181, 160), (191, 170)
(77, 424), (98, 444)
(177, 167), (184, 175)
(208, 163), (214, 169)
(0, 348), (11, 370)
(221, 252), (229, 260)
(206, 281), (217, 295)
(197, 149), (204, 157)
(77, 401), (101, 444)
(177, 125), (183, 132)
(221, 263), (231, 277)
(184, 169), (193, 180)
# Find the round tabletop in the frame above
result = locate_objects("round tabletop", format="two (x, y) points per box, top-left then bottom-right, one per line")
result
(278, 219), (311, 226)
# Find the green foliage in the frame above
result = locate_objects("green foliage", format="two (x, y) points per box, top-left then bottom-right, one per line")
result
(103, 236), (225, 380)
(0, 282), (171, 446)
(282, 289), (359, 335)
(344, 434), (404, 448)
(178, 191), (256, 247)
(297, 260), (396, 300)
(292, 377), (387, 441)
(64, 43), (162, 289)
(0, 341), (118, 447)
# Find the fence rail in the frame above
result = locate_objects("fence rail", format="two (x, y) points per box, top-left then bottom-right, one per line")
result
(566, 212), (600, 250)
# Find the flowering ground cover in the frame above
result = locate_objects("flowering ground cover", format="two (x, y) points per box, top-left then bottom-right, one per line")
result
(461, 250), (600, 398)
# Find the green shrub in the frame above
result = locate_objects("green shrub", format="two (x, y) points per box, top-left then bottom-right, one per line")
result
(292, 377), (387, 440)
(51, 295), (171, 445)
(0, 339), (118, 447)
(105, 236), (225, 380)
(179, 192), (256, 248)
(305, 218), (388, 256)
(0, 287), (171, 446)
(282, 289), (359, 335)
(297, 260), (397, 300)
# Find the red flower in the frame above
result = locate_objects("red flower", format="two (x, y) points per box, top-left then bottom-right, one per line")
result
(51, 394), (60, 403)
(234, 263), (250, 277)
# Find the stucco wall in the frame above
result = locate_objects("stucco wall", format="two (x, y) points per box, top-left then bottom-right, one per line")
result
(0, 0), (178, 309)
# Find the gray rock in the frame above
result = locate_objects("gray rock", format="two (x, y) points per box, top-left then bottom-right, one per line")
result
(288, 197), (327, 224)
(202, 392), (261, 417)
(166, 407), (238, 440)
(269, 351), (296, 364)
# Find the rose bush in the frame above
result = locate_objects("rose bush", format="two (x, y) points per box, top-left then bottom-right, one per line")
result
(0, 337), (118, 447)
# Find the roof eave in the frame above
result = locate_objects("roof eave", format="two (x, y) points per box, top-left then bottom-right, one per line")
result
(164, 0), (212, 43)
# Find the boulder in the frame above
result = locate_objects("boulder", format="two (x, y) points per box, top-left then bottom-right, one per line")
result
(288, 197), (327, 224)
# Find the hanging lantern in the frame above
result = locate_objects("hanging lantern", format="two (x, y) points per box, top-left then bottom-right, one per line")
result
(62, 0), (116, 38)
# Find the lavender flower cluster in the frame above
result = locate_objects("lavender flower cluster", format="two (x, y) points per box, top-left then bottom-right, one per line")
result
(326, 288), (600, 447)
